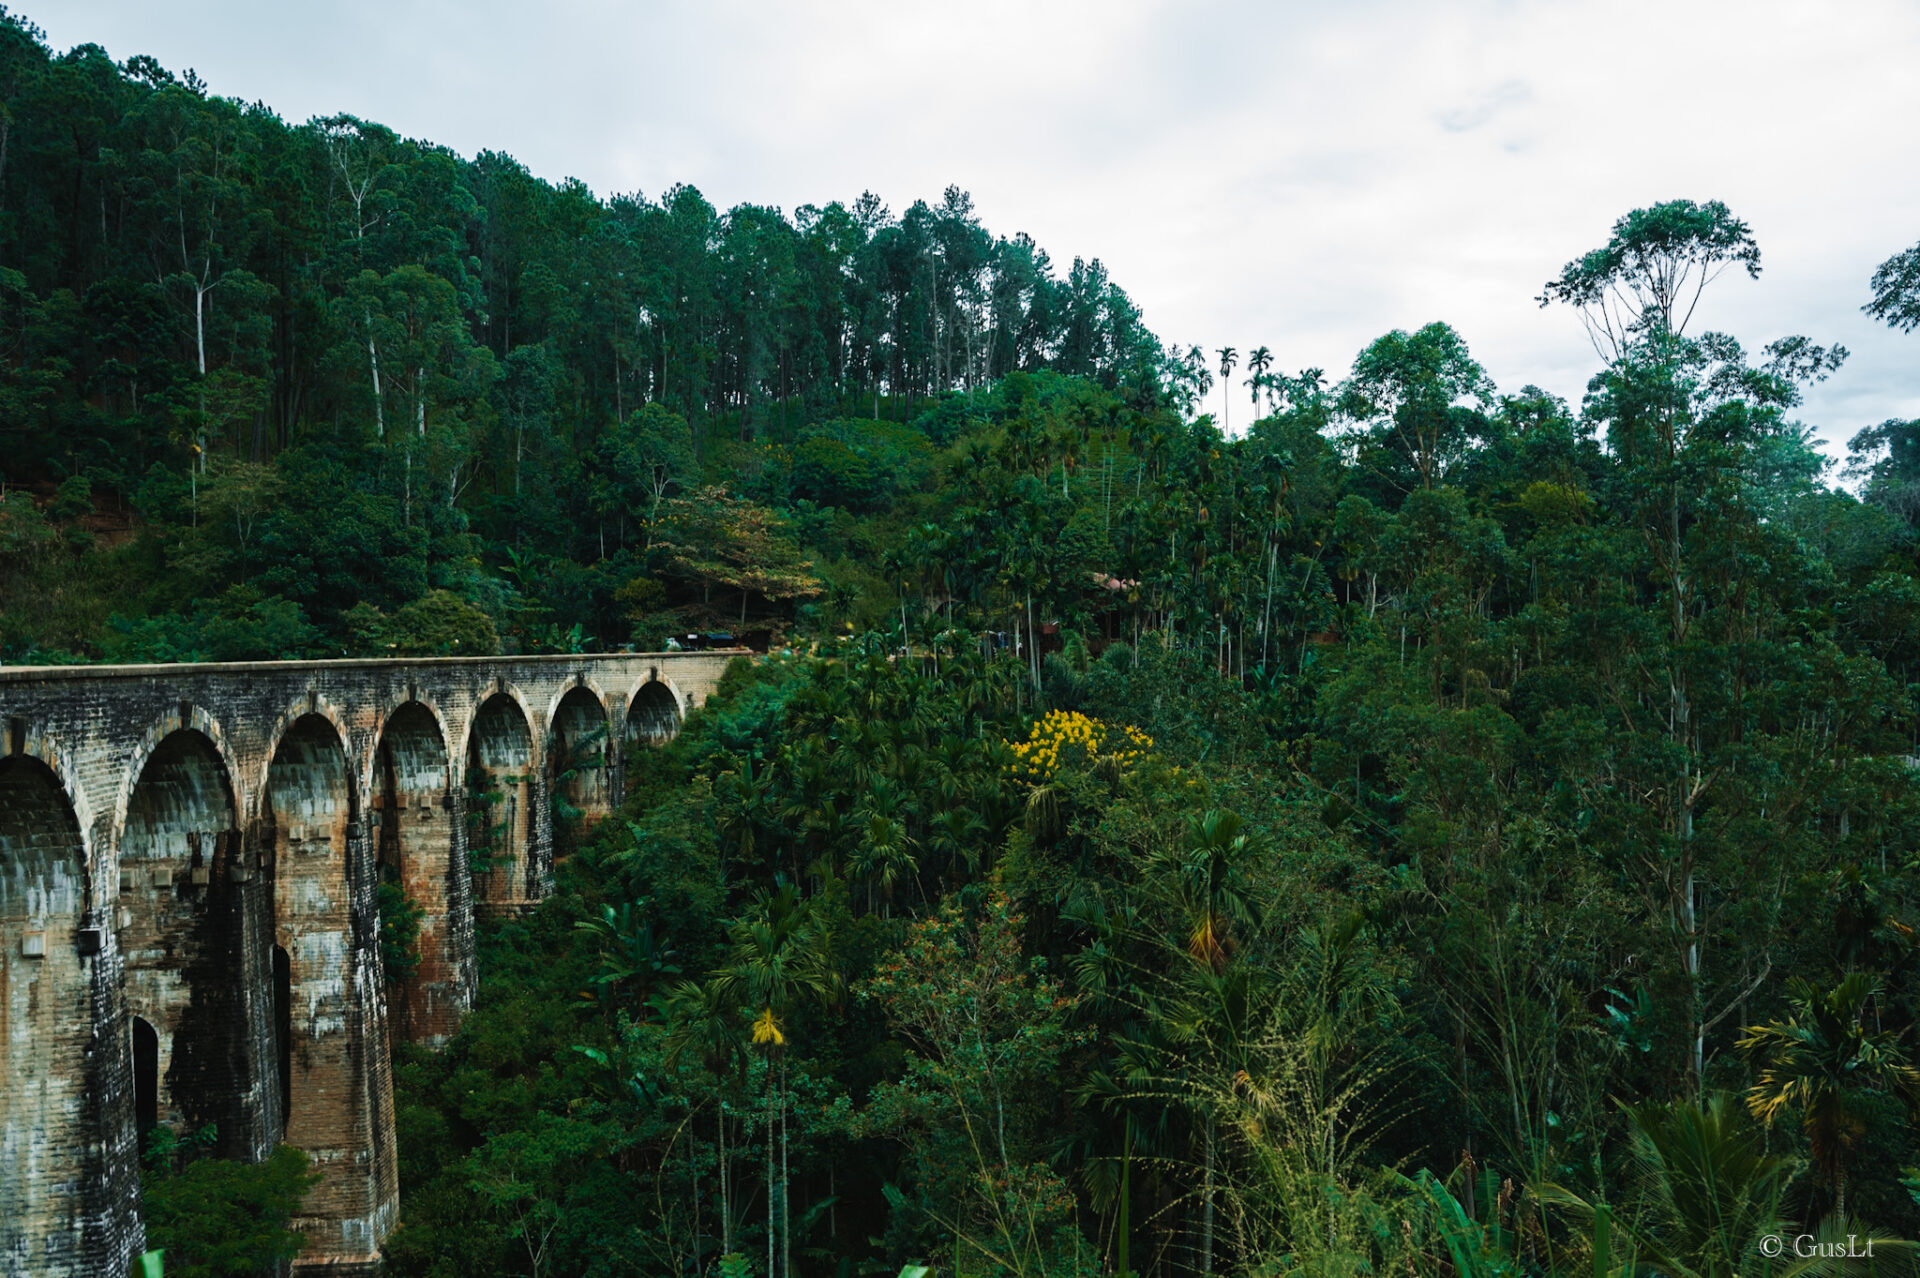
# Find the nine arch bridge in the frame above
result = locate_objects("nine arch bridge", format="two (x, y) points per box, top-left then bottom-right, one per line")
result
(0, 649), (743, 1277)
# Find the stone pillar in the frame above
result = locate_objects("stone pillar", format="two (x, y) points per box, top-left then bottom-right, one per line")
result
(443, 786), (477, 1026)
(85, 909), (144, 1278)
(374, 706), (467, 1046)
(266, 717), (396, 1276)
(0, 752), (141, 1277)
(119, 731), (273, 1162)
(525, 768), (553, 902)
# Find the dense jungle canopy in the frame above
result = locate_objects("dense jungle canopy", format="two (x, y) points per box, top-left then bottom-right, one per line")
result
(6, 9), (1920, 1277)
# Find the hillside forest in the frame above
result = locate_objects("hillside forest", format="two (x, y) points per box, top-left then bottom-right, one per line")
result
(6, 10), (1920, 1277)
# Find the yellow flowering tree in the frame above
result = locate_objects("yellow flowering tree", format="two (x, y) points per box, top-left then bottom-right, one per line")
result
(1004, 709), (1152, 785)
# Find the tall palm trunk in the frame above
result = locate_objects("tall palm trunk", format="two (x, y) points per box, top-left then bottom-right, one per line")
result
(760, 1059), (768, 1274)
(780, 1059), (791, 1278)
(720, 1101), (731, 1256)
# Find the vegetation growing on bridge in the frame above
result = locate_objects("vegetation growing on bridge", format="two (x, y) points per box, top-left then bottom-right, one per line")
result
(4, 7), (1920, 1277)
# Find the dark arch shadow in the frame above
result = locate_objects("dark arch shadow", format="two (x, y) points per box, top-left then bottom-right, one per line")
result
(551, 687), (611, 840)
(466, 694), (534, 911)
(131, 1016), (159, 1141)
(627, 679), (681, 748)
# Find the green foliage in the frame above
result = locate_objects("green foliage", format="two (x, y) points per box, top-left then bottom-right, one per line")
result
(8, 24), (1920, 1270)
(139, 1134), (317, 1278)
(380, 876), (426, 986)
(790, 419), (933, 512)
(348, 589), (501, 656)
(1541, 1097), (1796, 1278)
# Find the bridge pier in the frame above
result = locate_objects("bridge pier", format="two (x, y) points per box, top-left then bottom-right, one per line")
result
(0, 649), (738, 1277)
(373, 703), (467, 1046)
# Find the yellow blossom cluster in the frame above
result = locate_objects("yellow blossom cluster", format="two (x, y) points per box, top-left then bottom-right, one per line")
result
(1004, 710), (1153, 783)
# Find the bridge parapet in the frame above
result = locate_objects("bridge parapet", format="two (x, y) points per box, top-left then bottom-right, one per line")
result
(0, 649), (743, 1277)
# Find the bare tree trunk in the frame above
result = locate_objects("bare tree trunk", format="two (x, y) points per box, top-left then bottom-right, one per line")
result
(194, 284), (207, 376)
(367, 316), (385, 437)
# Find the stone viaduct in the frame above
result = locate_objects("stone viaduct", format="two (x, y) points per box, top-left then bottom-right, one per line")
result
(0, 649), (744, 1277)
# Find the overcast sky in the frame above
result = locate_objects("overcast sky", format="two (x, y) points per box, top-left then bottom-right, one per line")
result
(37, 0), (1920, 459)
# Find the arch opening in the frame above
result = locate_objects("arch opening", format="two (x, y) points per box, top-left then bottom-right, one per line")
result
(124, 729), (234, 867)
(272, 943), (291, 1143)
(551, 687), (611, 837)
(627, 679), (681, 748)
(374, 702), (457, 1043)
(466, 694), (533, 912)
(0, 753), (85, 915)
(266, 714), (355, 834)
(121, 729), (239, 1143)
(132, 1016), (159, 1140)
(0, 753), (91, 1268)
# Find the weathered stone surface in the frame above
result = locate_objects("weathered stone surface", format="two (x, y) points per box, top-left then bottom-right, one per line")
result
(0, 650), (737, 1277)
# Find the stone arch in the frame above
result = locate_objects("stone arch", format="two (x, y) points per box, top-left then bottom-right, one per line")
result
(542, 675), (610, 740)
(449, 680), (540, 778)
(264, 713), (358, 840)
(374, 702), (452, 809)
(363, 691), (452, 796)
(119, 728), (245, 1147)
(255, 696), (356, 828)
(465, 692), (538, 913)
(549, 684), (613, 832)
(627, 676), (683, 747)
(0, 752), (92, 1271)
(112, 704), (243, 858)
(372, 702), (465, 1044)
(122, 728), (236, 867)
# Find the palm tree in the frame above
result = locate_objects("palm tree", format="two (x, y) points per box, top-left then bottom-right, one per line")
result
(848, 812), (917, 913)
(1160, 963), (1265, 1277)
(575, 900), (681, 1014)
(926, 806), (988, 882)
(1179, 345), (1213, 418)
(1246, 346), (1273, 416)
(1159, 809), (1259, 973)
(1216, 347), (1238, 434)
(660, 978), (750, 1260)
(1741, 973), (1920, 1217)
(1540, 1095), (1795, 1278)
(712, 885), (841, 1278)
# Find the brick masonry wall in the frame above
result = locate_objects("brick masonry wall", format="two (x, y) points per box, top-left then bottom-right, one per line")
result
(0, 650), (738, 1278)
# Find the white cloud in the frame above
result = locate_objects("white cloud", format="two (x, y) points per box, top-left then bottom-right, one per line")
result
(38, 0), (1920, 453)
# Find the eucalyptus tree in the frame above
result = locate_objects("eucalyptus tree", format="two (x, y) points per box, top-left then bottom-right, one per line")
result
(1538, 198), (1761, 359)
(1539, 203), (1785, 1095)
